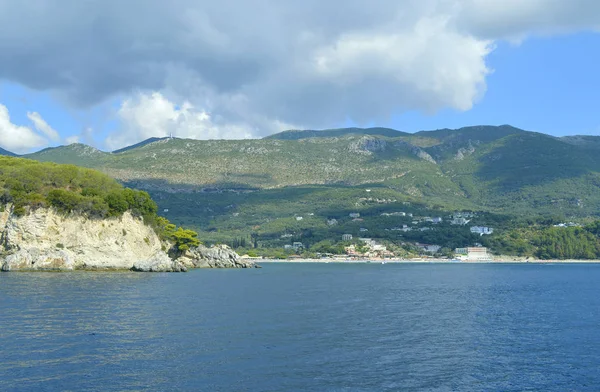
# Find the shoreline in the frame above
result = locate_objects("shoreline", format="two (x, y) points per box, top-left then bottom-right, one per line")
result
(257, 258), (600, 264)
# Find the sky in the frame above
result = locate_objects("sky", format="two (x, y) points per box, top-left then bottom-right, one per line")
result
(1, 0), (600, 154)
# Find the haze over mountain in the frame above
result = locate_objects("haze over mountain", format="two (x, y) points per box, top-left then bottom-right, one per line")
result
(0, 147), (16, 156)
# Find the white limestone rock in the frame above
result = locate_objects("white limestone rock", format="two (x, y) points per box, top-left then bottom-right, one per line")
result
(0, 205), (174, 272)
(176, 244), (257, 269)
(132, 252), (187, 272)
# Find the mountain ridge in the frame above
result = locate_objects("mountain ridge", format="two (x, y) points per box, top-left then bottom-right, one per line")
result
(0, 147), (17, 156)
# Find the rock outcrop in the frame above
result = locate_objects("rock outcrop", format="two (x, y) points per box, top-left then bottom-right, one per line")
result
(0, 205), (251, 272)
(176, 244), (258, 269)
(132, 252), (187, 272)
(348, 137), (387, 155)
(0, 205), (165, 271)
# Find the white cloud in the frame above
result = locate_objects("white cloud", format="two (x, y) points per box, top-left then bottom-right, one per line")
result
(0, 0), (598, 145)
(107, 92), (264, 150)
(0, 104), (49, 153)
(64, 135), (80, 144)
(26, 111), (59, 141)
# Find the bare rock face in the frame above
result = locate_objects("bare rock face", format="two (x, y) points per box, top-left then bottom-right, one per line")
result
(1, 249), (75, 271)
(176, 244), (258, 269)
(0, 205), (170, 272)
(132, 252), (187, 272)
(348, 137), (387, 155)
(393, 140), (437, 164)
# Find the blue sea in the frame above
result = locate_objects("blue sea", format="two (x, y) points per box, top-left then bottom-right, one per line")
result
(2, 263), (600, 391)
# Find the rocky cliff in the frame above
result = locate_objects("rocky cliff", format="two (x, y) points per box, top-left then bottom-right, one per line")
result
(175, 244), (257, 269)
(0, 204), (256, 272)
(0, 204), (184, 272)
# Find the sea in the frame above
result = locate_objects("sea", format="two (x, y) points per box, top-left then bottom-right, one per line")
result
(2, 263), (600, 391)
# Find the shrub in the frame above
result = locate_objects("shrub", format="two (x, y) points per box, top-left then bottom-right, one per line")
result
(105, 191), (129, 217)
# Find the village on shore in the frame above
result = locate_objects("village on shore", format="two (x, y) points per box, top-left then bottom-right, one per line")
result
(238, 209), (592, 263)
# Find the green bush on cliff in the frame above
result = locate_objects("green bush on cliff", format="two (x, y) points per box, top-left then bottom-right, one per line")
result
(154, 217), (200, 252)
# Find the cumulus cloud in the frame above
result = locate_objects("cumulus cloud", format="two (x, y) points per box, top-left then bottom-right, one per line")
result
(0, 104), (50, 153)
(64, 135), (80, 145)
(26, 111), (59, 141)
(106, 92), (260, 150)
(0, 0), (598, 145)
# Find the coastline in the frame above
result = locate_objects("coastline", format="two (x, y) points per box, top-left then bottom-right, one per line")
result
(257, 258), (600, 264)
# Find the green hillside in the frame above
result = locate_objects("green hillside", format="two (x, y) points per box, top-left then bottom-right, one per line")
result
(22, 125), (600, 257)
(265, 127), (409, 140)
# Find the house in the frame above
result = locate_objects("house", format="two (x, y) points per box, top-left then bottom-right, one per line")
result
(349, 213), (361, 218)
(327, 219), (338, 226)
(451, 217), (470, 225)
(359, 238), (376, 246)
(455, 247), (491, 260)
(381, 212), (406, 217)
(342, 234), (353, 241)
(296, 216), (303, 221)
(417, 243), (441, 253)
(432, 217), (443, 224)
(292, 242), (304, 250)
(359, 228), (369, 232)
(470, 226), (493, 235)
(284, 244), (293, 250)
(280, 233), (293, 238)
(554, 222), (581, 227)
(163, 208), (169, 213)
(352, 218), (364, 222)
(425, 245), (441, 253)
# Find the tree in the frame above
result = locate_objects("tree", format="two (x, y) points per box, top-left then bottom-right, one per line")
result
(171, 227), (201, 251)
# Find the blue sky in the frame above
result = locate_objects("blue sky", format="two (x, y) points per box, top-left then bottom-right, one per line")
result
(0, 1), (599, 153)
(391, 33), (600, 135)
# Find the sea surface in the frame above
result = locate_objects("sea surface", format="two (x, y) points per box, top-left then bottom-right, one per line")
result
(2, 263), (600, 391)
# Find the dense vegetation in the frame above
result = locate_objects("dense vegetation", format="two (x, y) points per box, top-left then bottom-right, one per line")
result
(0, 157), (199, 252)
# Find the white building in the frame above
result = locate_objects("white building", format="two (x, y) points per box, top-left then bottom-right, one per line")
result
(417, 243), (441, 253)
(349, 213), (361, 218)
(455, 247), (491, 260)
(451, 217), (470, 225)
(470, 226), (494, 235)
(342, 234), (353, 241)
(296, 216), (303, 221)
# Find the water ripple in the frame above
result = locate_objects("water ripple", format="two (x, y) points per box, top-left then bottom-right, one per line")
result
(1, 264), (600, 391)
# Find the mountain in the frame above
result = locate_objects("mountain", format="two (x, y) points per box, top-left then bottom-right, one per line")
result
(265, 127), (409, 140)
(26, 143), (111, 166)
(0, 147), (16, 156)
(560, 135), (600, 150)
(113, 137), (173, 154)
(23, 125), (600, 251)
